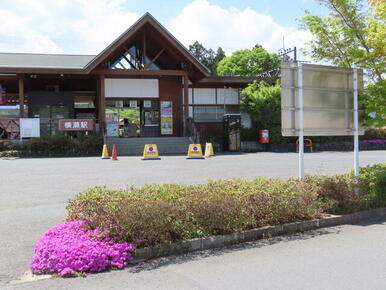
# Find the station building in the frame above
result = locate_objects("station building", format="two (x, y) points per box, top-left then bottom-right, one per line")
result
(0, 13), (274, 143)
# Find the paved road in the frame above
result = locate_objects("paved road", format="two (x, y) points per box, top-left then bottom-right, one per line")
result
(5, 219), (386, 290)
(0, 151), (385, 288)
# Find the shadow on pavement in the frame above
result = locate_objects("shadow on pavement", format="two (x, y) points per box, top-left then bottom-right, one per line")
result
(127, 226), (342, 274)
(127, 217), (386, 274)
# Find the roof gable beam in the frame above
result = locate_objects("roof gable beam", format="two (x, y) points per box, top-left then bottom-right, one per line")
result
(85, 13), (209, 79)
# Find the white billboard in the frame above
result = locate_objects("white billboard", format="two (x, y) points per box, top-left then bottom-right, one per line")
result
(105, 79), (159, 98)
(20, 118), (40, 138)
(281, 62), (364, 136)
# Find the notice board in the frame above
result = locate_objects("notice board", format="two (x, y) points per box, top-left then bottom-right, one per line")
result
(20, 118), (40, 138)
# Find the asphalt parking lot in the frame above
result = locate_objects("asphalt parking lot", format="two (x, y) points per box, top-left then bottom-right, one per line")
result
(0, 150), (385, 287)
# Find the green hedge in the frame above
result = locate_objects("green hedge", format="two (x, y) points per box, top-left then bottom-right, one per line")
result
(66, 163), (386, 247)
(2, 134), (103, 157)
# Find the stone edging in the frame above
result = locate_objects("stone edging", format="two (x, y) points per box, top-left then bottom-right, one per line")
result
(131, 207), (386, 263)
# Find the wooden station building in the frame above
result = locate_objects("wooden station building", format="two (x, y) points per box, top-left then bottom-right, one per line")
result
(0, 13), (274, 141)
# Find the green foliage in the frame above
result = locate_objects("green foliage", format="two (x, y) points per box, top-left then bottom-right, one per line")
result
(299, 0), (385, 127)
(299, 0), (385, 81)
(67, 180), (323, 246)
(12, 134), (103, 157)
(352, 163), (386, 209)
(188, 41), (226, 75)
(268, 127), (293, 144)
(0, 150), (19, 158)
(241, 81), (281, 128)
(106, 108), (139, 123)
(66, 164), (385, 247)
(362, 128), (386, 140)
(217, 45), (280, 76)
(364, 79), (386, 127)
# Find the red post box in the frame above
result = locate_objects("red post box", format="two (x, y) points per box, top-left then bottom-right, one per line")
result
(259, 129), (269, 144)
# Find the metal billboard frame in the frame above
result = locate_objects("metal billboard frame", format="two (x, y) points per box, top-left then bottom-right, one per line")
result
(281, 62), (364, 181)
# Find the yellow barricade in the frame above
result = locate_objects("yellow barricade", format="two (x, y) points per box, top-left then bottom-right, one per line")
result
(142, 144), (161, 160)
(204, 142), (215, 158)
(186, 144), (205, 159)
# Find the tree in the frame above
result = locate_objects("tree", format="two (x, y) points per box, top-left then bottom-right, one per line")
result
(299, 0), (385, 127)
(216, 45), (280, 76)
(213, 47), (226, 72)
(240, 81), (281, 128)
(188, 41), (225, 75)
(365, 79), (386, 127)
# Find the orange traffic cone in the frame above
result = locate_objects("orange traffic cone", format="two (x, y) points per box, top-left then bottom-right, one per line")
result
(111, 144), (118, 161)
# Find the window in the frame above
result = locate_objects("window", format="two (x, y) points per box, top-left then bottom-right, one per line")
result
(74, 96), (95, 109)
(193, 106), (224, 122)
(192, 105), (240, 123)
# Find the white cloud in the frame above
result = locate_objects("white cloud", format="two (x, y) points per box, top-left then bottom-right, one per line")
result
(169, 0), (312, 58)
(0, 8), (63, 53)
(0, 0), (312, 60)
(0, 0), (140, 54)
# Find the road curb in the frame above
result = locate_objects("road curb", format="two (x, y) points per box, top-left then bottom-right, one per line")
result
(131, 207), (386, 263)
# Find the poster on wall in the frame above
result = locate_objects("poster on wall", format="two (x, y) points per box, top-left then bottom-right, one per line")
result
(160, 101), (173, 135)
(106, 123), (118, 137)
(20, 118), (40, 138)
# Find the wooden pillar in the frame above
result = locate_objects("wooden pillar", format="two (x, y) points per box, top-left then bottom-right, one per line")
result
(18, 74), (24, 118)
(97, 75), (106, 137)
(183, 74), (189, 136)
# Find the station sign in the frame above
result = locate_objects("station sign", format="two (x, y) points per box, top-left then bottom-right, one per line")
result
(58, 119), (94, 131)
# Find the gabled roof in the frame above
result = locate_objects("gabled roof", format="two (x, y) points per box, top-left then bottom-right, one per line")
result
(0, 52), (95, 69)
(84, 13), (210, 76)
(0, 13), (210, 77)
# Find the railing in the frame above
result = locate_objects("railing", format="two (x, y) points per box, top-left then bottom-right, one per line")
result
(186, 117), (201, 144)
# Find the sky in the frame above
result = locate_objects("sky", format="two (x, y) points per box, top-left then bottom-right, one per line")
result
(0, 0), (329, 60)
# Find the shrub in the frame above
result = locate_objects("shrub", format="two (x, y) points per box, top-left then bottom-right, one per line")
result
(67, 179), (326, 247)
(0, 150), (19, 158)
(354, 163), (386, 209)
(66, 164), (385, 248)
(12, 133), (103, 157)
(78, 133), (104, 155)
(31, 220), (136, 276)
(303, 174), (359, 214)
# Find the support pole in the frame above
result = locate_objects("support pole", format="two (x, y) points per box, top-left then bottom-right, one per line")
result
(98, 75), (106, 143)
(353, 69), (359, 183)
(298, 62), (304, 179)
(183, 75), (189, 136)
(18, 74), (24, 118)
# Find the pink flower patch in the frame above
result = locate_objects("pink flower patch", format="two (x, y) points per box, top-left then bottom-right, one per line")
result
(31, 220), (136, 276)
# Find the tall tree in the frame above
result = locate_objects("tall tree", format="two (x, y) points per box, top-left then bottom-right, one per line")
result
(213, 47), (226, 72)
(241, 81), (281, 128)
(299, 0), (385, 127)
(188, 41), (225, 75)
(216, 45), (280, 76)
(299, 0), (385, 81)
